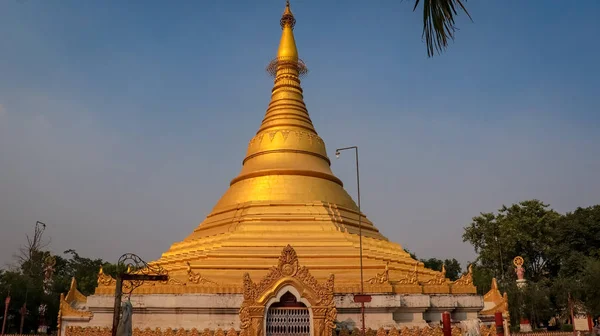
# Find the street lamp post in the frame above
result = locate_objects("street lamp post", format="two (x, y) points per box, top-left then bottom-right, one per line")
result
(335, 146), (370, 335)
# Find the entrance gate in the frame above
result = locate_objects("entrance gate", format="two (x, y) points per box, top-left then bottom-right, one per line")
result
(266, 307), (310, 336)
(266, 291), (311, 336)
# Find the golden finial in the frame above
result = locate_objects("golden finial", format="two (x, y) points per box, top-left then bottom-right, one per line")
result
(267, 0), (308, 78)
(280, 0), (295, 29)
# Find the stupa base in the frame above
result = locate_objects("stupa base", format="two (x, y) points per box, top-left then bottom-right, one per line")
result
(60, 292), (483, 335)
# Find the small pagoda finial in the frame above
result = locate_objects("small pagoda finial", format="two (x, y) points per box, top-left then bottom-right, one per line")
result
(280, 0), (295, 29)
(267, 0), (308, 78)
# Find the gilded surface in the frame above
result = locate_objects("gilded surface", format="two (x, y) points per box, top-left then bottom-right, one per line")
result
(367, 262), (389, 284)
(97, 267), (116, 287)
(94, 262), (221, 295)
(479, 325), (494, 336)
(239, 245), (336, 336)
(450, 264), (477, 294)
(91, 0), (476, 297)
(421, 265), (450, 294)
(64, 326), (472, 336)
(335, 326), (458, 336)
(480, 278), (509, 316)
(58, 293), (93, 319)
(395, 263), (419, 285)
(65, 277), (88, 304)
(65, 327), (239, 336)
(187, 262), (217, 285)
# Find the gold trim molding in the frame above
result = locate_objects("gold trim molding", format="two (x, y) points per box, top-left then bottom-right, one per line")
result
(450, 264), (477, 294)
(65, 327), (240, 336)
(63, 325), (495, 336)
(480, 277), (509, 316)
(65, 277), (88, 305)
(94, 264), (224, 295)
(239, 245), (336, 336)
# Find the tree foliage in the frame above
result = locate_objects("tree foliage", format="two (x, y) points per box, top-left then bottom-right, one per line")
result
(404, 249), (463, 281)
(463, 200), (600, 326)
(0, 247), (114, 334)
(421, 258), (462, 281)
(413, 0), (473, 57)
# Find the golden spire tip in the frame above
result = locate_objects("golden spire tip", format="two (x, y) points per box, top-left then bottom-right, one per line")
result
(280, 0), (295, 29)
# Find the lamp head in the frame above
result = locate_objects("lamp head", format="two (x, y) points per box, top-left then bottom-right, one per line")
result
(335, 150), (340, 159)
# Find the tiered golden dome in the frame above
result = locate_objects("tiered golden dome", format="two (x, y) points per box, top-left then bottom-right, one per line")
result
(106, 1), (471, 296)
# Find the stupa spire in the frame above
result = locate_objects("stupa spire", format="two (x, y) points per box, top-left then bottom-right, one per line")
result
(277, 0), (298, 59)
(225, 0), (339, 192)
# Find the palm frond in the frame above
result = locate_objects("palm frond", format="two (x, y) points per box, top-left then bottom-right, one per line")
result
(413, 0), (473, 57)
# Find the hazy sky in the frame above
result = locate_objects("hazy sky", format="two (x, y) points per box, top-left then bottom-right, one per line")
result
(1, 0), (599, 269)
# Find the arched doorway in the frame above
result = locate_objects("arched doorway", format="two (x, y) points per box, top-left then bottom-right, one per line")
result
(266, 291), (311, 336)
(239, 246), (336, 336)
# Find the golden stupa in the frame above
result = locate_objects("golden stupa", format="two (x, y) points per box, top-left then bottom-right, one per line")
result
(95, 0), (475, 296)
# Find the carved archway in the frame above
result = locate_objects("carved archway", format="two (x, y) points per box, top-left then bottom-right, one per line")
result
(239, 245), (336, 336)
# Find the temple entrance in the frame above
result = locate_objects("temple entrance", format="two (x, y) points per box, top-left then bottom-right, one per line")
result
(266, 291), (311, 336)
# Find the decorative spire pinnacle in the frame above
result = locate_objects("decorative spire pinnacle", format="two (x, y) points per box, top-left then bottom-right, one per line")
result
(280, 0), (296, 29)
(267, 0), (307, 77)
(228, 0), (336, 190)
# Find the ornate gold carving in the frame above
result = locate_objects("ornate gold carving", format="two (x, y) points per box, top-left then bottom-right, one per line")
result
(453, 264), (473, 286)
(250, 129), (325, 148)
(65, 326), (110, 336)
(387, 328), (399, 336)
(65, 277), (88, 304)
(376, 327), (387, 336)
(59, 293), (93, 319)
(479, 324), (494, 336)
(451, 264), (477, 294)
(97, 267), (116, 286)
(164, 277), (187, 286)
(423, 265), (447, 285)
(395, 263), (419, 285)
(367, 262), (389, 285)
(94, 262), (222, 296)
(480, 277), (509, 316)
(239, 245), (336, 336)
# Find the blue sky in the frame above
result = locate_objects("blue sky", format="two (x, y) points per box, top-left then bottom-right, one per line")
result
(1, 0), (599, 268)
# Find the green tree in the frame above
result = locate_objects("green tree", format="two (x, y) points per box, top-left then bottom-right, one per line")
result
(553, 205), (600, 276)
(403, 249), (463, 280)
(465, 200), (600, 326)
(0, 248), (114, 334)
(421, 258), (462, 281)
(471, 263), (494, 295)
(505, 281), (553, 330)
(580, 257), (600, 316)
(463, 200), (561, 284)
(58, 249), (106, 296)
